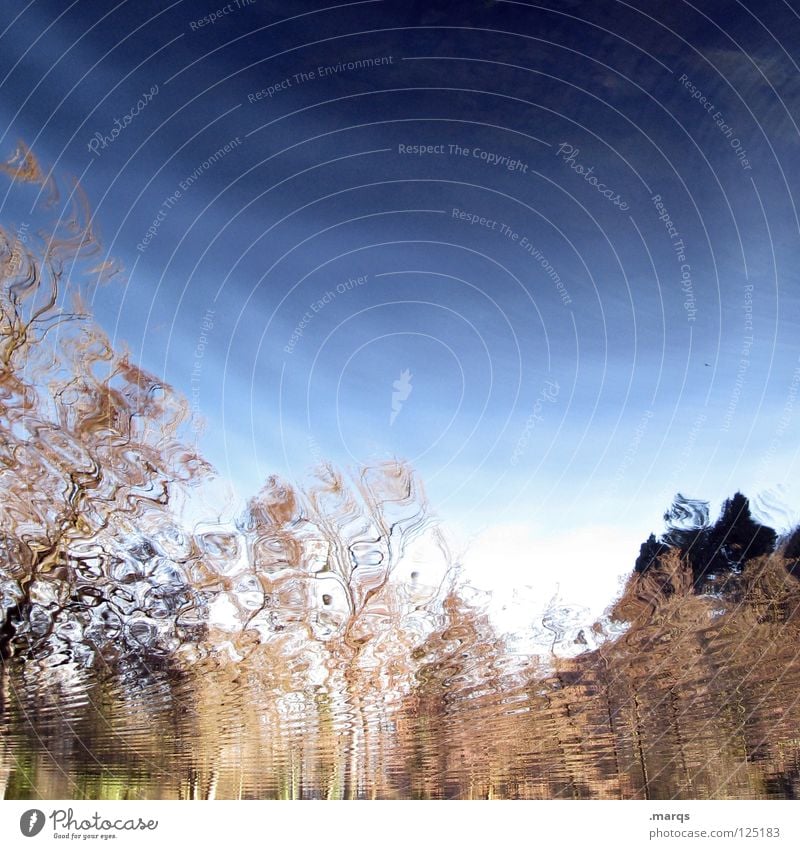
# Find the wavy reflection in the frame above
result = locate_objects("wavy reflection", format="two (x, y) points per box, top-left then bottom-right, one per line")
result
(1, 146), (799, 800)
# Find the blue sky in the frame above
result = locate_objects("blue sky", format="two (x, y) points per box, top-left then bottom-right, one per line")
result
(2, 0), (799, 617)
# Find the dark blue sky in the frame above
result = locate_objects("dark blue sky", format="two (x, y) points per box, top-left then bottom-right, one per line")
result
(2, 0), (799, 577)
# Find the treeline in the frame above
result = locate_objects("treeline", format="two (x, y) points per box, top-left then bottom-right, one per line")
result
(636, 491), (798, 587)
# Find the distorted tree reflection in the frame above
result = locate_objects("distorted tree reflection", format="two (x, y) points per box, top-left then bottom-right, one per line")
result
(2, 144), (799, 800)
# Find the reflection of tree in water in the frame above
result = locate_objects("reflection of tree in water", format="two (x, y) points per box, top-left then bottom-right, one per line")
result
(2, 145), (800, 799)
(0, 157), (211, 663)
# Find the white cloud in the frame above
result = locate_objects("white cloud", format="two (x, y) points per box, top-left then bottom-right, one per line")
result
(448, 522), (643, 644)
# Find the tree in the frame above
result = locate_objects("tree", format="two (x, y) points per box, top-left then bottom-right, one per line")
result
(1, 150), (210, 662)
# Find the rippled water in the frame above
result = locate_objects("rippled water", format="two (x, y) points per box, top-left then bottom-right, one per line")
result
(2, 145), (800, 800)
(3, 565), (800, 800)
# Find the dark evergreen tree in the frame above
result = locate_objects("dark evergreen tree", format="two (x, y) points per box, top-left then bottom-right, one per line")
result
(699, 492), (777, 582)
(634, 533), (669, 574)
